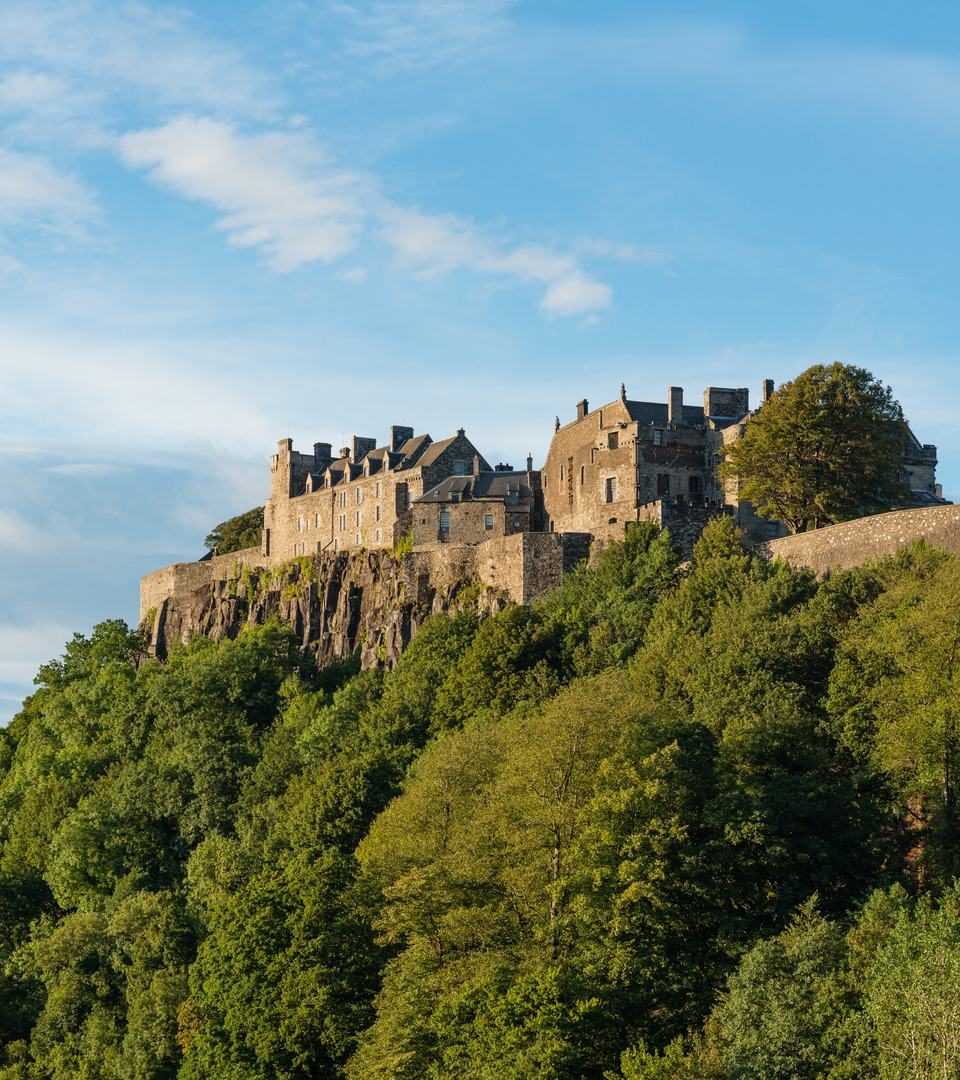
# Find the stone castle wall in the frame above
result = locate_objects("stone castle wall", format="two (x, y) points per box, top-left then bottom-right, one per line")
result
(755, 504), (960, 576)
(139, 532), (593, 665)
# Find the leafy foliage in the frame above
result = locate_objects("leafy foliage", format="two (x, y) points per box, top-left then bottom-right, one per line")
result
(2, 528), (960, 1076)
(203, 506), (264, 555)
(720, 362), (907, 532)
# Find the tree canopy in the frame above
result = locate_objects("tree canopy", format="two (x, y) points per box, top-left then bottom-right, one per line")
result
(3, 523), (960, 1076)
(203, 506), (264, 555)
(720, 362), (907, 533)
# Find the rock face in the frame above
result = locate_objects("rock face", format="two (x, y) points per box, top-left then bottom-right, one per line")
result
(143, 550), (510, 669)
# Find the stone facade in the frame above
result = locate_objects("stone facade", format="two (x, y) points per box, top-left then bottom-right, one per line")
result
(411, 462), (538, 546)
(543, 380), (943, 545)
(264, 427), (491, 560)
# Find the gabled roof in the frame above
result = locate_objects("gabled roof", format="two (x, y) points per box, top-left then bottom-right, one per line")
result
(395, 433), (432, 467)
(415, 471), (533, 504)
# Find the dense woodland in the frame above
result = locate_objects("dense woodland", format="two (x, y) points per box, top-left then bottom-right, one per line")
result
(3, 519), (960, 1078)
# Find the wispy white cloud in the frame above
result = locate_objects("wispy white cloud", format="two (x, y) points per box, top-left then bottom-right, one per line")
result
(118, 117), (367, 270)
(0, 509), (48, 554)
(381, 207), (611, 315)
(0, 146), (96, 226)
(0, 1), (279, 120)
(42, 462), (126, 477)
(118, 117), (616, 315)
(330, 0), (518, 74)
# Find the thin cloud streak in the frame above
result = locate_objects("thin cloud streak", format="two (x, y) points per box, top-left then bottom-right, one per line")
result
(118, 117), (617, 315)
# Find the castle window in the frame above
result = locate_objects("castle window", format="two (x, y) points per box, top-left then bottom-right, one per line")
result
(356, 533), (361, 546)
(317, 541), (322, 552)
(339, 514), (346, 531)
(297, 516), (304, 533)
(334, 538), (339, 551)
(375, 528), (382, 543)
(355, 510), (361, 526)
(315, 514), (321, 527)
(513, 516), (521, 528)
(439, 509), (450, 534)
(657, 473), (671, 497)
(376, 505), (381, 521)
(608, 432), (619, 450)
(454, 459), (469, 476)
(485, 514), (494, 530)
(580, 465), (585, 485)
(376, 481), (382, 498)
(339, 491), (347, 508)
(653, 430), (664, 446)
(604, 477), (617, 503)
(689, 475), (703, 496)
(357, 489), (363, 504)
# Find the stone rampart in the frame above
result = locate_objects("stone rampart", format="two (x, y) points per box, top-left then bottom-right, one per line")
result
(403, 532), (591, 607)
(140, 546), (267, 622)
(755, 505), (960, 576)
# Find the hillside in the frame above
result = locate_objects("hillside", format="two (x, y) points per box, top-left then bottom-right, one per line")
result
(3, 519), (960, 1078)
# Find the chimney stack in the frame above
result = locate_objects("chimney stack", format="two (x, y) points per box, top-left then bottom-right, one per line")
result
(526, 453), (534, 473)
(473, 453), (482, 476)
(762, 378), (774, 403)
(576, 398), (589, 420)
(390, 425), (414, 451)
(668, 386), (684, 426)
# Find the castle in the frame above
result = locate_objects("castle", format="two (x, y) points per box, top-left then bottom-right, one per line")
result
(261, 379), (943, 562)
(140, 375), (951, 661)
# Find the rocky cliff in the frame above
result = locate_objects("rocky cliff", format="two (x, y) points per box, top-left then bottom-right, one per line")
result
(141, 549), (510, 669)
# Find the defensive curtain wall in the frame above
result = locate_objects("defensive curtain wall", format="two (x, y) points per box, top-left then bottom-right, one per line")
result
(754, 504), (960, 576)
(139, 532), (592, 662)
(140, 505), (960, 662)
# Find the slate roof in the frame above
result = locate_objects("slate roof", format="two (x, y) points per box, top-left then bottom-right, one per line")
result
(416, 471), (533, 504)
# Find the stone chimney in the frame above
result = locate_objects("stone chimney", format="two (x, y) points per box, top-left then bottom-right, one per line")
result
(473, 453), (482, 476)
(313, 442), (332, 467)
(339, 446), (351, 459)
(526, 453), (534, 473)
(762, 378), (774, 403)
(352, 435), (376, 462)
(390, 425), (414, 451)
(576, 398), (589, 420)
(668, 386), (684, 426)
(495, 462), (513, 472)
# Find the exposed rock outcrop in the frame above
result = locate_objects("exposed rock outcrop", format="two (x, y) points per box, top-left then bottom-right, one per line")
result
(142, 549), (510, 669)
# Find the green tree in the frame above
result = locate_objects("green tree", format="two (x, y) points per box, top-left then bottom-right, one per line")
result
(203, 506), (264, 555)
(720, 363), (907, 533)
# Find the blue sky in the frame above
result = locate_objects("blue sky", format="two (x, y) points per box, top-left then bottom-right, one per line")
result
(3, 0), (960, 721)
